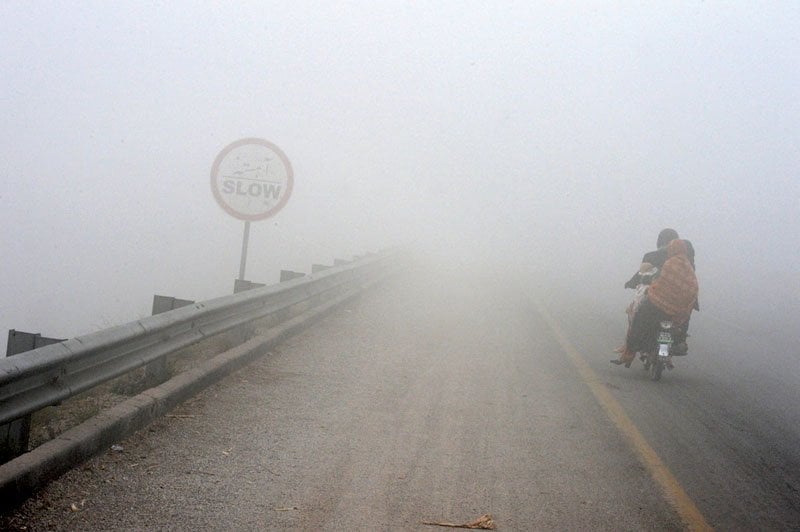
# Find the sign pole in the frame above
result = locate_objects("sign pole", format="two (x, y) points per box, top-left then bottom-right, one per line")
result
(238, 221), (251, 281)
(211, 138), (293, 283)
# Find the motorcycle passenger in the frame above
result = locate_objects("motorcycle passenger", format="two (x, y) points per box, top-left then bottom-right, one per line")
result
(612, 229), (699, 367)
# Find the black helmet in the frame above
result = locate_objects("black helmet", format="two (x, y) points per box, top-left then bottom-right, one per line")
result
(657, 228), (679, 248)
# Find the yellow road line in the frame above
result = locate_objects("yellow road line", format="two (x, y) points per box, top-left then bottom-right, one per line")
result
(534, 300), (713, 532)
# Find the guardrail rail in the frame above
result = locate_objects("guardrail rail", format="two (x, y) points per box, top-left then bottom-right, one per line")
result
(0, 251), (397, 450)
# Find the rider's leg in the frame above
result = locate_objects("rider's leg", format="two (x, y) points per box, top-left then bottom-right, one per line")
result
(613, 298), (664, 366)
(672, 312), (692, 356)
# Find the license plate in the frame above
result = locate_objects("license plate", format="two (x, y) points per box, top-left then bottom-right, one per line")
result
(657, 331), (673, 344)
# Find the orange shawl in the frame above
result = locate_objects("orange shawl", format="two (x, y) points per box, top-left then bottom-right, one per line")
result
(647, 239), (698, 323)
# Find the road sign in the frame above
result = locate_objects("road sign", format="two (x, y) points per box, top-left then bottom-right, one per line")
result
(210, 138), (293, 221)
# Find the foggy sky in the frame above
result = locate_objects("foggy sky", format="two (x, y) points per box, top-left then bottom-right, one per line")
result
(1, 2), (799, 341)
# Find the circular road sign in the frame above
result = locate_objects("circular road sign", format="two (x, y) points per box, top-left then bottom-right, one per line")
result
(210, 138), (293, 221)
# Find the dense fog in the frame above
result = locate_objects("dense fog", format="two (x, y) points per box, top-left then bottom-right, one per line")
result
(1, 3), (798, 344)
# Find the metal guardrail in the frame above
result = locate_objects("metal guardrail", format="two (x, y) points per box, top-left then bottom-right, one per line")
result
(0, 252), (395, 428)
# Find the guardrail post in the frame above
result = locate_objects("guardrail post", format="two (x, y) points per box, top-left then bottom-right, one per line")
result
(2, 330), (65, 462)
(147, 296), (195, 386)
(279, 270), (305, 282)
(152, 295), (194, 315)
(233, 279), (266, 293)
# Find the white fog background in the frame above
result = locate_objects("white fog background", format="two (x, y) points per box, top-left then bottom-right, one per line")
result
(1, 2), (798, 343)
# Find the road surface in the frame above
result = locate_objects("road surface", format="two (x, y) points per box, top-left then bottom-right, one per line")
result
(3, 266), (799, 530)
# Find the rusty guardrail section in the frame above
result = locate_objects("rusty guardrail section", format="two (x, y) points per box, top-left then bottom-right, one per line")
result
(0, 252), (395, 429)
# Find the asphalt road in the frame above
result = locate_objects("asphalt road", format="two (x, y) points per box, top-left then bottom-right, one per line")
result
(3, 267), (799, 530)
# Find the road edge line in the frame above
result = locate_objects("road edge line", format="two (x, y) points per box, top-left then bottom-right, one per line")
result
(533, 299), (713, 532)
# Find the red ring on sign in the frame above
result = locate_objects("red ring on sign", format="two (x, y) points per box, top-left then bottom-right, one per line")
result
(210, 138), (294, 221)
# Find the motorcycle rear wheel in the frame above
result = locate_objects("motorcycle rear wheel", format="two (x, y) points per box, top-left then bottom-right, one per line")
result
(649, 355), (663, 381)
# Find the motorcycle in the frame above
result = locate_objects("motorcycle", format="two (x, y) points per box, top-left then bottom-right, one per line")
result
(625, 265), (689, 380)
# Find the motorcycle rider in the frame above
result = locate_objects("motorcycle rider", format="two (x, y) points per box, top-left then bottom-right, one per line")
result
(612, 229), (699, 367)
